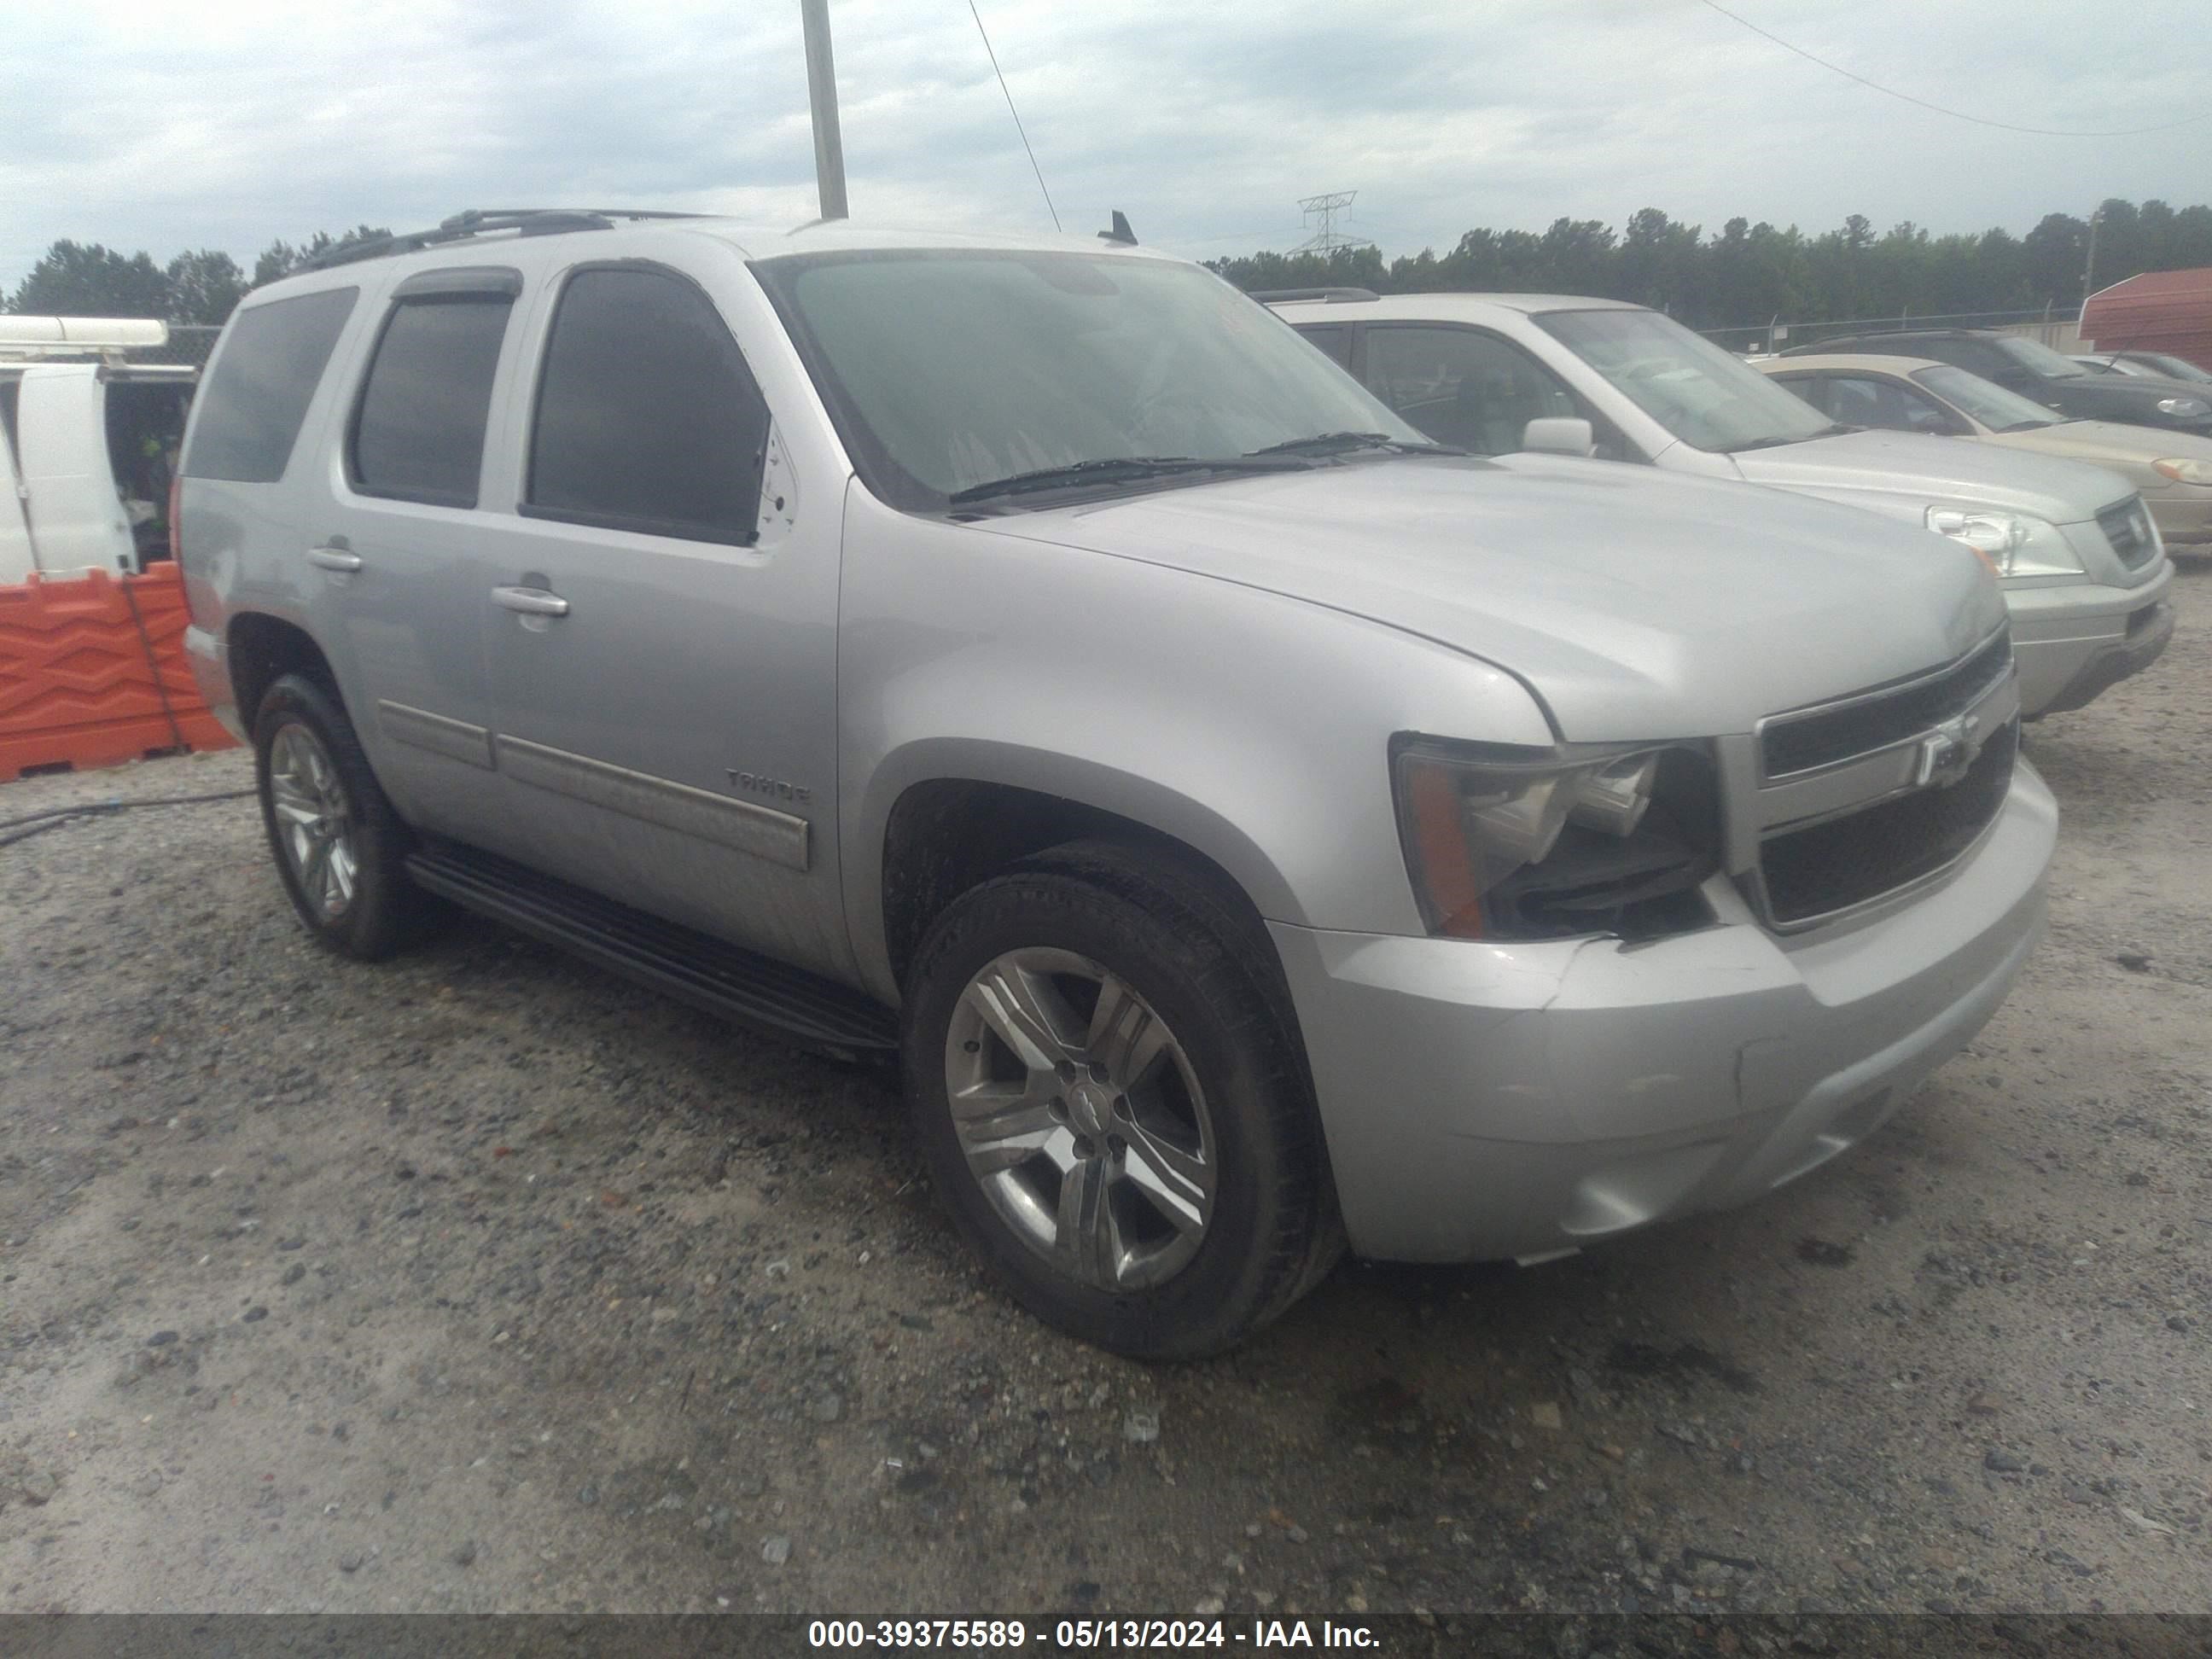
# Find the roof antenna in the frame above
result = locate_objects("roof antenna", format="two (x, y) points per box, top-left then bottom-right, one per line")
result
(968, 1), (1060, 233)
(1098, 211), (1137, 247)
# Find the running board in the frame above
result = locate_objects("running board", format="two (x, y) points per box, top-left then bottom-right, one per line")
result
(405, 841), (898, 1062)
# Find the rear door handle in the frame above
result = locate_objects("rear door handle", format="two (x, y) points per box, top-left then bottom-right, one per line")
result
(492, 585), (570, 618)
(307, 546), (363, 573)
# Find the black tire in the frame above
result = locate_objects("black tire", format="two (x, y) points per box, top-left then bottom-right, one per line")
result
(901, 840), (1342, 1359)
(253, 672), (446, 961)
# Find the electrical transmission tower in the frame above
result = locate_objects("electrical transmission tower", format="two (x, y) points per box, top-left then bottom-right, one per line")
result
(1292, 190), (1375, 254)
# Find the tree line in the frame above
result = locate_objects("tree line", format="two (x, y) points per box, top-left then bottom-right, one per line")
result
(7, 196), (2209, 331)
(1208, 197), (2212, 331)
(3, 228), (391, 325)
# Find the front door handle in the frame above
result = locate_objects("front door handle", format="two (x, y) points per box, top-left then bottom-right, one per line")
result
(307, 546), (363, 573)
(492, 585), (571, 618)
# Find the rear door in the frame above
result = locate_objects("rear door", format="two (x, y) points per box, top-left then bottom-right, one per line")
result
(304, 267), (521, 852)
(12, 367), (136, 575)
(0, 379), (32, 582)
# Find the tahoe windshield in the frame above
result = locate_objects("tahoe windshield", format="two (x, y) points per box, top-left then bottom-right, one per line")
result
(1535, 307), (1836, 453)
(751, 248), (1429, 511)
(1912, 365), (2057, 431)
(1994, 336), (2090, 381)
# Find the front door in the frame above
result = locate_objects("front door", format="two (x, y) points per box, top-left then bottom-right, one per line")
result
(473, 255), (853, 983)
(1359, 324), (1606, 457)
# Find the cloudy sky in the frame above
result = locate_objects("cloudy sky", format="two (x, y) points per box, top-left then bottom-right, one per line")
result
(5, 0), (2208, 295)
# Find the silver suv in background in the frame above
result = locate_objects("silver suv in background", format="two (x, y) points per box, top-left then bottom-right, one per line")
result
(1269, 291), (2174, 718)
(179, 212), (2052, 1355)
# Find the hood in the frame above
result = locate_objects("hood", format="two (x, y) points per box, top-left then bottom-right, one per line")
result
(1731, 427), (2136, 522)
(1986, 418), (2212, 475)
(972, 455), (2004, 742)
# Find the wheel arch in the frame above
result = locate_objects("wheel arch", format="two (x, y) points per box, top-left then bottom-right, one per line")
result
(858, 745), (1303, 1005)
(227, 610), (339, 725)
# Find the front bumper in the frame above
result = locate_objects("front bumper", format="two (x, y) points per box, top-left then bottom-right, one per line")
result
(2006, 560), (2174, 716)
(1270, 763), (2055, 1265)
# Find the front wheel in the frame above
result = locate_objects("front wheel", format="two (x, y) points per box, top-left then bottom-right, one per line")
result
(901, 842), (1338, 1358)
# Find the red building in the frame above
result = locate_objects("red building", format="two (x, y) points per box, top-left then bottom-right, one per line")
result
(2081, 267), (2212, 372)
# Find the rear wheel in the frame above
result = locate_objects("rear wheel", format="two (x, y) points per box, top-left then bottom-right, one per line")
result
(902, 841), (1338, 1358)
(253, 672), (445, 960)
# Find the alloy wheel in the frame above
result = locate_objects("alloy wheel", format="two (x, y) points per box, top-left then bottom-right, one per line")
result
(943, 948), (1218, 1290)
(268, 723), (359, 922)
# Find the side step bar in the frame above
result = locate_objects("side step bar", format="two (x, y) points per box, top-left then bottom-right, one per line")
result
(405, 841), (899, 1062)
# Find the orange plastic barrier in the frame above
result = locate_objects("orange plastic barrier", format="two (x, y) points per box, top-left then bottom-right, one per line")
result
(0, 564), (238, 783)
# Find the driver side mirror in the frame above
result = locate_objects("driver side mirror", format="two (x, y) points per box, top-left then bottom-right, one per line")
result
(1522, 416), (1596, 457)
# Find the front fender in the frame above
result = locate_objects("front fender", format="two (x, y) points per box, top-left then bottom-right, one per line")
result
(834, 486), (1553, 1002)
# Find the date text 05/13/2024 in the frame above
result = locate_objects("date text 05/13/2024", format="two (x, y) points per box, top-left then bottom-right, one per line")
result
(805, 1619), (1382, 1650)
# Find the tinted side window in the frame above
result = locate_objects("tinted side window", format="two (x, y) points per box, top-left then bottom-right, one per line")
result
(1297, 323), (1353, 370)
(525, 266), (769, 544)
(1825, 375), (1887, 425)
(181, 288), (357, 483)
(1365, 325), (1580, 454)
(1944, 340), (2005, 376)
(1877, 377), (1952, 432)
(349, 296), (514, 507)
(1772, 374), (1835, 418)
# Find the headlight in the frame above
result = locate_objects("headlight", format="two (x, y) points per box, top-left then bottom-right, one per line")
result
(1925, 507), (2084, 578)
(2153, 457), (2212, 485)
(2156, 396), (2210, 419)
(1392, 738), (1719, 941)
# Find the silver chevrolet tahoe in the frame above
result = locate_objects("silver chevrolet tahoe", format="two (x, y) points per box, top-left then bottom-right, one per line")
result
(176, 211), (2054, 1357)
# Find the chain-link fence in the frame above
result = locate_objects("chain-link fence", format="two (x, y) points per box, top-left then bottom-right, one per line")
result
(134, 323), (221, 369)
(1703, 304), (2084, 357)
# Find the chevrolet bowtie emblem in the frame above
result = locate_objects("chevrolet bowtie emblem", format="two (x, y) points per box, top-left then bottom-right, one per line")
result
(1914, 711), (1983, 789)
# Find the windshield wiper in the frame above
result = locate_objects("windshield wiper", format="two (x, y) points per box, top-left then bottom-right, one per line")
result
(1726, 422), (1854, 451)
(1244, 430), (1466, 458)
(946, 455), (1310, 505)
(1998, 420), (2052, 433)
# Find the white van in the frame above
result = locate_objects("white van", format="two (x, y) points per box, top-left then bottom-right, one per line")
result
(0, 317), (196, 583)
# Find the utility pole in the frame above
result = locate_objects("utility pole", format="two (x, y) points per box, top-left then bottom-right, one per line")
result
(2082, 205), (2104, 302)
(801, 0), (848, 221)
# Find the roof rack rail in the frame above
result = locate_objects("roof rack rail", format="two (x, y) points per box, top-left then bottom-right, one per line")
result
(300, 208), (711, 272)
(1246, 287), (1380, 304)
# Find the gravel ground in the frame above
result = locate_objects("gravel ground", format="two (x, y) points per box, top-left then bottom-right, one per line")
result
(3, 568), (2209, 1621)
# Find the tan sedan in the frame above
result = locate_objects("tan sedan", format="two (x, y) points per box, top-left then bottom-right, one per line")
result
(1762, 353), (2212, 551)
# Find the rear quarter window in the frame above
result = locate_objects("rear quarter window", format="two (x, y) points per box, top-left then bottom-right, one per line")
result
(181, 287), (358, 483)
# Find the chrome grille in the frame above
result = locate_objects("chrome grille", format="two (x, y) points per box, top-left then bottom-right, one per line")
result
(2097, 498), (2159, 571)
(1745, 626), (2019, 931)
(1760, 724), (2016, 927)
(1759, 629), (2011, 780)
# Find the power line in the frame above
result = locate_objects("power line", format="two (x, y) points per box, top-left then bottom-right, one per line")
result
(1694, 0), (2209, 138)
(967, 1), (1061, 233)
